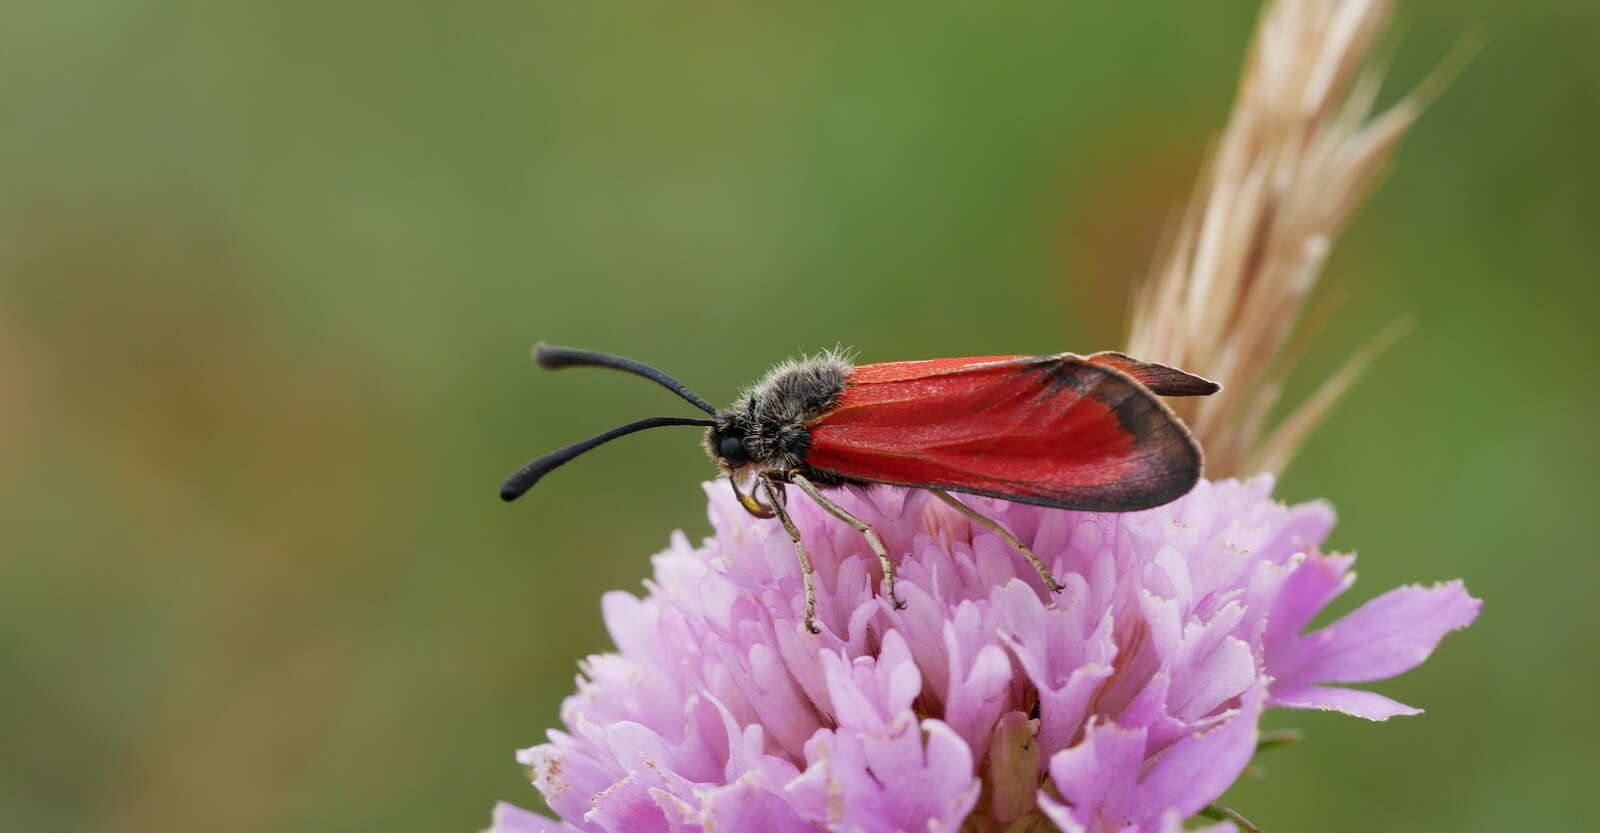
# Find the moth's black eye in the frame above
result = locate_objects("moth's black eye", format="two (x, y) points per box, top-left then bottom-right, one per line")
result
(718, 435), (749, 466)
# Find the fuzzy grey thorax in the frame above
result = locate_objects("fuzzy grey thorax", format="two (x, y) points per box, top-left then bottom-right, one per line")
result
(703, 352), (853, 478)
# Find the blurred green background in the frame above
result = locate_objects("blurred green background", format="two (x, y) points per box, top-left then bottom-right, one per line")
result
(3, 2), (1595, 832)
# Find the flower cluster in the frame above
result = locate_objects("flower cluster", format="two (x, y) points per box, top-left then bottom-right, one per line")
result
(491, 477), (1477, 833)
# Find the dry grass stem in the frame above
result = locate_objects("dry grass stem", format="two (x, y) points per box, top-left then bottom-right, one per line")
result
(1126, 0), (1445, 477)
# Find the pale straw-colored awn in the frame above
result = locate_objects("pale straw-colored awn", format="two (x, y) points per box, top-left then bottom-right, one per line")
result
(1126, 0), (1469, 478)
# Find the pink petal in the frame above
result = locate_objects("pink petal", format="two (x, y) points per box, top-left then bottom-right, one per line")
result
(1275, 581), (1480, 688)
(489, 803), (586, 833)
(695, 777), (817, 832)
(585, 773), (668, 833)
(1041, 682), (1265, 831)
(1270, 684), (1422, 721)
(1130, 681), (1265, 822)
(1039, 721), (1146, 831)
(1263, 552), (1355, 660)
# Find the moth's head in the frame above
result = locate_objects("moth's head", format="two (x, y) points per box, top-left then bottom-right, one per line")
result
(702, 352), (853, 477)
(703, 407), (771, 476)
(703, 397), (817, 479)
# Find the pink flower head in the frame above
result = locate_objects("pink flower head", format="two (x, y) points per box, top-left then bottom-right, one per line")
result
(491, 477), (1477, 833)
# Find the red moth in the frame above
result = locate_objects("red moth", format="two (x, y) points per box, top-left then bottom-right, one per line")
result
(502, 344), (1218, 632)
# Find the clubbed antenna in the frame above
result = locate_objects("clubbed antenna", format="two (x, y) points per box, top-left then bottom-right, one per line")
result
(500, 416), (714, 502)
(535, 343), (718, 416)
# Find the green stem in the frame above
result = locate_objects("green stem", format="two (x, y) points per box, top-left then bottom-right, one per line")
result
(1255, 728), (1304, 754)
(1199, 802), (1264, 833)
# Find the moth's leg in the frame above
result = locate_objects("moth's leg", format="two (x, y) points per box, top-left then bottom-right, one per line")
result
(928, 490), (1064, 593)
(763, 476), (820, 634)
(728, 473), (775, 518)
(787, 473), (905, 611)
